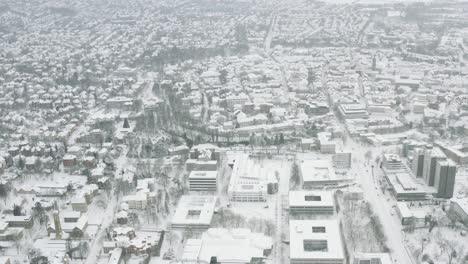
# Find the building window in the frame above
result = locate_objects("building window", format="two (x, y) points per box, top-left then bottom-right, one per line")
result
(303, 240), (328, 252)
(187, 210), (201, 219)
(305, 195), (322, 201)
(312, 226), (326, 233)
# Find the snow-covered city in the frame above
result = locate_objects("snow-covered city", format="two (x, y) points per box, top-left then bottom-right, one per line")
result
(0, 0), (468, 263)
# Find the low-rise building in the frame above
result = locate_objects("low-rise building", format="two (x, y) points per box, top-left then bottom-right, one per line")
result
(4, 215), (33, 229)
(171, 195), (217, 230)
(332, 153), (351, 169)
(301, 160), (350, 188)
(289, 191), (335, 214)
(382, 154), (428, 200)
(180, 228), (272, 263)
(353, 252), (392, 264)
(449, 197), (468, 224)
(289, 220), (344, 264)
(338, 103), (369, 119)
(317, 132), (336, 154)
(228, 154), (267, 202)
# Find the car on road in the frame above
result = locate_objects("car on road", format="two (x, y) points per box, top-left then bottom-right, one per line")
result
(163, 249), (175, 260)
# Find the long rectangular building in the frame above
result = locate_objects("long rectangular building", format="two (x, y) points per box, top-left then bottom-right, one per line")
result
(228, 154), (267, 202)
(289, 191), (335, 214)
(382, 154), (427, 201)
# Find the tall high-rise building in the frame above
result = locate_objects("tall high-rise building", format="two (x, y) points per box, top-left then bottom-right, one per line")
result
(434, 159), (457, 199)
(411, 148), (425, 178)
(422, 146), (447, 187)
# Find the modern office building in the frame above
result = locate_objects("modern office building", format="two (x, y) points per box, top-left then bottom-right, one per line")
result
(434, 159), (457, 199)
(382, 154), (406, 171)
(289, 220), (344, 264)
(188, 170), (218, 192)
(301, 160), (351, 188)
(228, 154), (267, 202)
(289, 191), (335, 214)
(332, 152), (351, 169)
(171, 195), (217, 230)
(180, 228), (272, 263)
(382, 154), (427, 201)
(317, 132), (337, 154)
(422, 146), (447, 187)
(411, 147), (425, 178)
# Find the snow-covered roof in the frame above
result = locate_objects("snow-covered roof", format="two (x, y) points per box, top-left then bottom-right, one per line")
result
(181, 228), (272, 263)
(289, 220), (344, 261)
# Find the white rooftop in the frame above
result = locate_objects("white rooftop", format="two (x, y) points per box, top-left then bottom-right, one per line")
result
(353, 252), (392, 264)
(300, 160), (338, 183)
(228, 154), (267, 194)
(172, 195), (217, 227)
(451, 197), (468, 214)
(181, 228), (272, 263)
(290, 220), (344, 261)
(189, 170), (218, 180)
(289, 191), (334, 208)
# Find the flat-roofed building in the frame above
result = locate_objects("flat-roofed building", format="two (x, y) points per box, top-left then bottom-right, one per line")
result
(382, 154), (406, 171)
(189, 171), (217, 192)
(353, 252), (392, 264)
(332, 152), (351, 169)
(228, 154), (267, 202)
(383, 170), (427, 201)
(317, 132), (336, 154)
(289, 191), (335, 214)
(301, 160), (351, 188)
(338, 103), (369, 119)
(180, 228), (272, 263)
(449, 197), (468, 224)
(289, 220), (344, 264)
(395, 202), (426, 225)
(171, 195), (217, 230)
(435, 141), (468, 165)
(382, 154), (427, 200)
(5, 215), (33, 229)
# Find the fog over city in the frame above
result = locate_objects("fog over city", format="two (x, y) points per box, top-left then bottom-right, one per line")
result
(0, 0), (467, 263)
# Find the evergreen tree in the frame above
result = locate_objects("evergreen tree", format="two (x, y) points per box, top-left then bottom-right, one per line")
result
(123, 118), (130, 129)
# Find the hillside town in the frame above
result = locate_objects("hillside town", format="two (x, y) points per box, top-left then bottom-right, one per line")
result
(0, 0), (468, 263)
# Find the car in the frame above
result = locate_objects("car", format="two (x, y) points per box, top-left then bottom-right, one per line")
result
(163, 249), (175, 260)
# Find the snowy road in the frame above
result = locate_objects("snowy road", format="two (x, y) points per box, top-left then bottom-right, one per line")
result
(348, 142), (415, 264)
(85, 194), (117, 264)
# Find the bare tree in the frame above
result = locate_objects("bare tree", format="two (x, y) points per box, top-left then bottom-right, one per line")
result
(0, 182), (11, 204)
(77, 241), (89, 260)
(436, 232), (465, 264)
